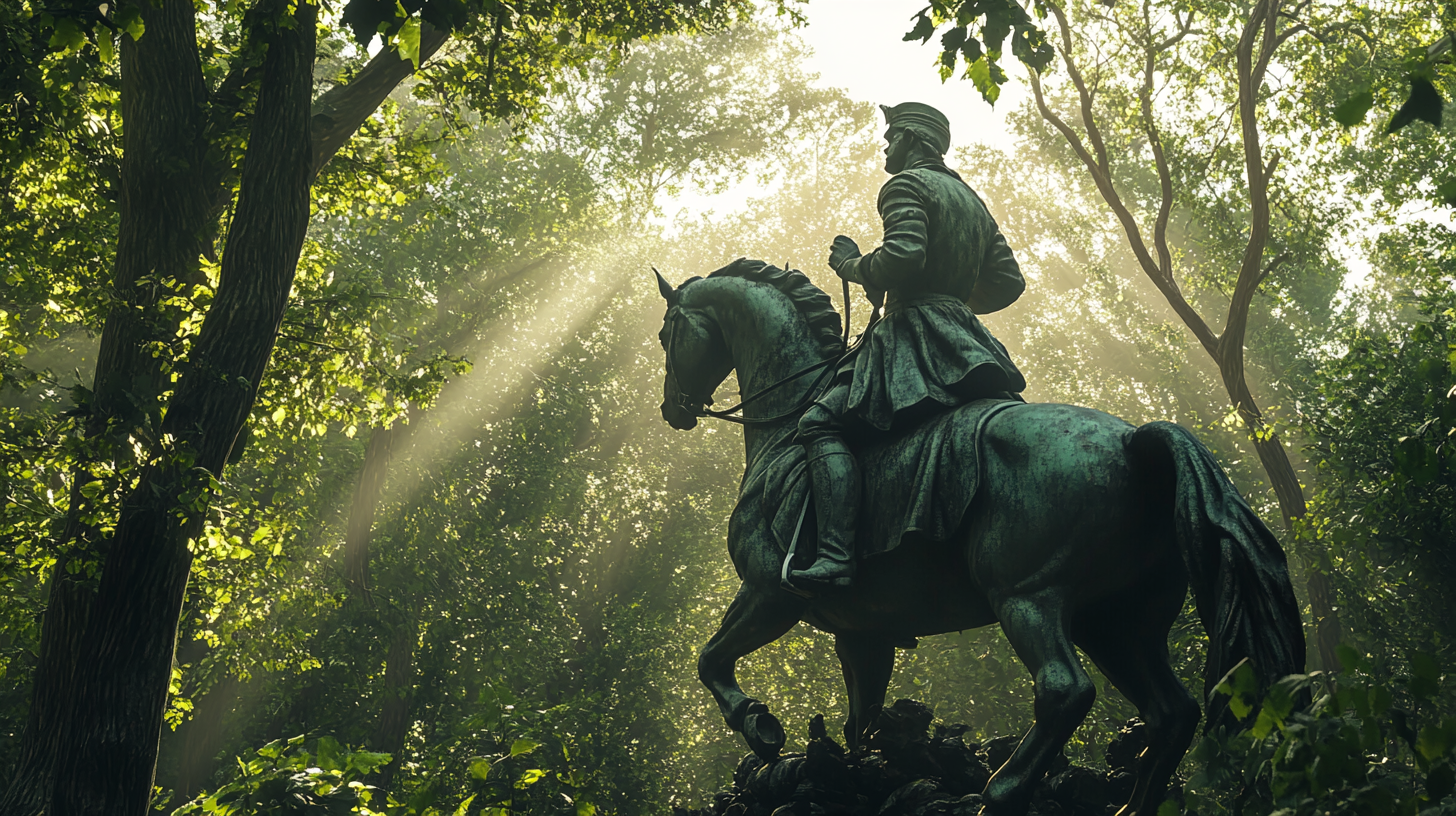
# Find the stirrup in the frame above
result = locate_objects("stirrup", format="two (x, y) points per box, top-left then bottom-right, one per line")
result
(780, 495), (811, 598)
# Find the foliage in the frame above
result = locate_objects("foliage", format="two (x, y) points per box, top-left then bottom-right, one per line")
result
(1294, 223), (1456, 665)
(902, 0), (1055, 105)
(1185, 652), (1456, 816)
(174, 736), (392, 816)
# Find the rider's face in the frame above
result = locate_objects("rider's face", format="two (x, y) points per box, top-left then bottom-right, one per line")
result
(883, 127), (911, 173)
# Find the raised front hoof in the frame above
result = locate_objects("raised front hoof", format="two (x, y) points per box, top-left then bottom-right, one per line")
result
(742, 705), (786, 760)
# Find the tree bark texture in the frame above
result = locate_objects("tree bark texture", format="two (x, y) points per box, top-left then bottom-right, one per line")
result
(0, 1), (215, 810)
(1, 0), (463, 810)
(1029, 0), (1342, 670)
(42, 0), (317, 811)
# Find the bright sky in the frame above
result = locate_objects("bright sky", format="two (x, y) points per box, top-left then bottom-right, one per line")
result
(662, 2), (1028, 224)
(796, 0), (1026, 152)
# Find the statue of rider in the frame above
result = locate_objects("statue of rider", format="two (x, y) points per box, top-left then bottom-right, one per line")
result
(788, 102), (1028, 595)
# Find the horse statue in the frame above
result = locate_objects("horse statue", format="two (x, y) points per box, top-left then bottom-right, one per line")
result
(654, 258), (1305, 816)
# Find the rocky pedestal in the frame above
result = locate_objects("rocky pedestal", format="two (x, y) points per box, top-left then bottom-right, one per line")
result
(675, 700), (1156, 816)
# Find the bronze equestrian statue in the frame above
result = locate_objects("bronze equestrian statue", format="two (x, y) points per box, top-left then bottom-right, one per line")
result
(790, 102), (1027, 595)
(654, 103), (1304, 816)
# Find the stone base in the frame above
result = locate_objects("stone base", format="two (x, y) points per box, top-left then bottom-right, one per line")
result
(674, 700), (1160, 816)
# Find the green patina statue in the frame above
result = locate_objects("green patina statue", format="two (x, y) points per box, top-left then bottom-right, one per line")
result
(791, 102), (1028, 595)
(653, 102), (1307, 816)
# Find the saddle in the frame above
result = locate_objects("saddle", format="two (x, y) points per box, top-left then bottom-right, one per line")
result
(729, 398), (1024, 573)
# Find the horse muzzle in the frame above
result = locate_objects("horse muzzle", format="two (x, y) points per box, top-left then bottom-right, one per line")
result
(661, 399), (700, 431)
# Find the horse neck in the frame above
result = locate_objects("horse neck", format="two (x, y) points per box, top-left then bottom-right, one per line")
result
(707, 278), (832, 467)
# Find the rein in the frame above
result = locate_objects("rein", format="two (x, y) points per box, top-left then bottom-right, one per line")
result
(666, 272), (871, 427)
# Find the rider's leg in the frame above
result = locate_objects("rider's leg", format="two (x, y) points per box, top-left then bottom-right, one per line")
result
(790, 384), (859, 592)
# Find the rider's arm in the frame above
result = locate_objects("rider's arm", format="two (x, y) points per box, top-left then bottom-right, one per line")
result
(837, 174), (927, 292)
(967, 228), (1025, 314)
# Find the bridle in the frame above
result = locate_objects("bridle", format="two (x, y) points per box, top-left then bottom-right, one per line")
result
(662, 270), (868, 427)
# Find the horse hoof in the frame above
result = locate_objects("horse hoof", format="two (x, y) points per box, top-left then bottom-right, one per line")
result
(743, 709), (786, 760)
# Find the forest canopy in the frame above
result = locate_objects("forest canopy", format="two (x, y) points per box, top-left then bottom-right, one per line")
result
(0, 0), (1452, 814)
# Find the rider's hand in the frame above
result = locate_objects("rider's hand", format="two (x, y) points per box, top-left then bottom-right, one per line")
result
(828, 235), (862, 276)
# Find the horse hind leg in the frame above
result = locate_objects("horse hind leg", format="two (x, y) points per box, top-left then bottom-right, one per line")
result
(835, 633), (895, 748)
(983, 590), (1097, 816)
(1074, 577), (1200, 816)
(697, 583), (804, 760)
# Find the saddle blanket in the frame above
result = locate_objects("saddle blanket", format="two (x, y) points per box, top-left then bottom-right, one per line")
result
(731, 398), (1025, 564)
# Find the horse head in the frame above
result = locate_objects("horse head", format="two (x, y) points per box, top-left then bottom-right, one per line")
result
(656, 269), (732, 431)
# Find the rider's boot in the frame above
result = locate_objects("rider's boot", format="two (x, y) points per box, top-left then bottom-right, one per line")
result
(789, 437), (859, 594)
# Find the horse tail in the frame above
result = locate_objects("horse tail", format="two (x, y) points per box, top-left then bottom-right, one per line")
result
(1129, 421), (1305, 723)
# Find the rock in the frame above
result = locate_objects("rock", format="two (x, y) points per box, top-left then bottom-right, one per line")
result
(928, 737), (990, 796)
(1046, 765), (1109, 815)
(1105, 771), (1134, 805)
(981, 735), (1019, 771)
(1103, 720), (1146, 776)
(877, 779), (949, 816)
(737, 754), (768, 789)
(810, 714), (829, 741)
(690, 705), (1144, 816)
(870, 700), (935, 756)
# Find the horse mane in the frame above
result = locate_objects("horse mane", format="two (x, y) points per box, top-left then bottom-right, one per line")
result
(701, 257), (844, 358)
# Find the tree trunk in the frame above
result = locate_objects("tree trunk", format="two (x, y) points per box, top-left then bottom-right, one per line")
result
(0, 1), (216, 810)
(345, 425), (399, 596)
(1029, 0), (1343, 672)
(168, 673), (243, 798)
(371, 622), (417, 794)
(45, 0), (317, 811)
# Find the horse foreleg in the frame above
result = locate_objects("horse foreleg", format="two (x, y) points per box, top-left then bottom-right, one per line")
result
(834, 633), (895, 748)
(698, 583), (804, 759)
(983, 591), (1096, 816)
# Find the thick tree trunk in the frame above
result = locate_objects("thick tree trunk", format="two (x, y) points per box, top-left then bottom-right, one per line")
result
(0, 1), (215, 811)
(44, 1), (317, 811)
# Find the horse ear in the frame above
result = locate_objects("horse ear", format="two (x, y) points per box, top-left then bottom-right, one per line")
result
(653, 267), (678, 306)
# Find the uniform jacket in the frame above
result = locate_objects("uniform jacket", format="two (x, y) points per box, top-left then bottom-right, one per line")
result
(836, 158), (1027, 431)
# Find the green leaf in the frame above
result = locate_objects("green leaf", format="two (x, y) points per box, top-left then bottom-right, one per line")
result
(1435, 177), (1456, 208)
(509, 738), (540, 757)
(468, 758), (492, 780)
(1386, 75), (1444, 133)
(345, 749), (393, 774)
(48, 17), (86, 53)
(514, 768), (545, 788)
(94, 25), (114, 62)
(1333, 90), (1374, 127)
(452, 794), (477, 816)
(1418, 720), (1456, 762)
(966, 56), (1002, 106)
(1429, 760), (1456, 803)
(1335, 644), (1363, 672)
(316, 736), (342, 771)
(397, 16), (421, 70)
(79, 480), (105, 499)
(904, 12), (935, 44)
(115, 5), (144, 40)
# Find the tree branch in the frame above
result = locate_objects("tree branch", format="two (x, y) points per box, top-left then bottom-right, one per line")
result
(308, 22), (451, 178)
(1032, 7), (1219, 356)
